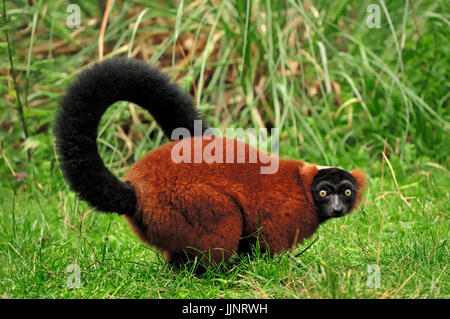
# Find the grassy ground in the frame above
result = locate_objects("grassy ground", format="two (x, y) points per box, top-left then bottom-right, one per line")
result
(1, 0), (449, 298)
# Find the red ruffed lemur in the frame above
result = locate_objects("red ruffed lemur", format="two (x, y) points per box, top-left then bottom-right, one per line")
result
(55, 58), (366, 271)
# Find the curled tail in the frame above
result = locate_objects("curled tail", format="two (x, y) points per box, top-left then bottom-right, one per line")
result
(55, 58), (209, 215)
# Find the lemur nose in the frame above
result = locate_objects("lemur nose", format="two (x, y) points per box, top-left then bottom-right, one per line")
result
(331, 195), (343, 215)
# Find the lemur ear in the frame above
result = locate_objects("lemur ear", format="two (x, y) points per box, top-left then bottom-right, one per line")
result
(350, 169), (367, 209)
(298, 163), (319, 191)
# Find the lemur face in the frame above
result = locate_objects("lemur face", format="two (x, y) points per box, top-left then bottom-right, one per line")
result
(312, 168), (357, 221)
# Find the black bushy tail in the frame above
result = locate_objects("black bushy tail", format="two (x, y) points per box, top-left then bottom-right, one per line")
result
(55, 58), (209, 215)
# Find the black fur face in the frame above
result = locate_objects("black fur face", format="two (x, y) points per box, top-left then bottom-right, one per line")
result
(312, 168), (357, 221)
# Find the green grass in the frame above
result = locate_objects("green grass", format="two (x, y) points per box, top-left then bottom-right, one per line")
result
(0, 0), (449, 298)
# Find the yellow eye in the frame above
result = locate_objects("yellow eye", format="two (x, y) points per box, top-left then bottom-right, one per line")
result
(345, 189), (352, 196)
(319, 190), (327, 197)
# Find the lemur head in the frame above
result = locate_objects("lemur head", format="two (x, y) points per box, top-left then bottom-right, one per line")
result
(311, 167), (359, 221)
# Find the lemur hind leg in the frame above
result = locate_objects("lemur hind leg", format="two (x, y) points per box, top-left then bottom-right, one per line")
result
(154, 186), (244, 272)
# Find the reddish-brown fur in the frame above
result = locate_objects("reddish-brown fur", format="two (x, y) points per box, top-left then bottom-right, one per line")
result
(123, 136), (366, 268)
